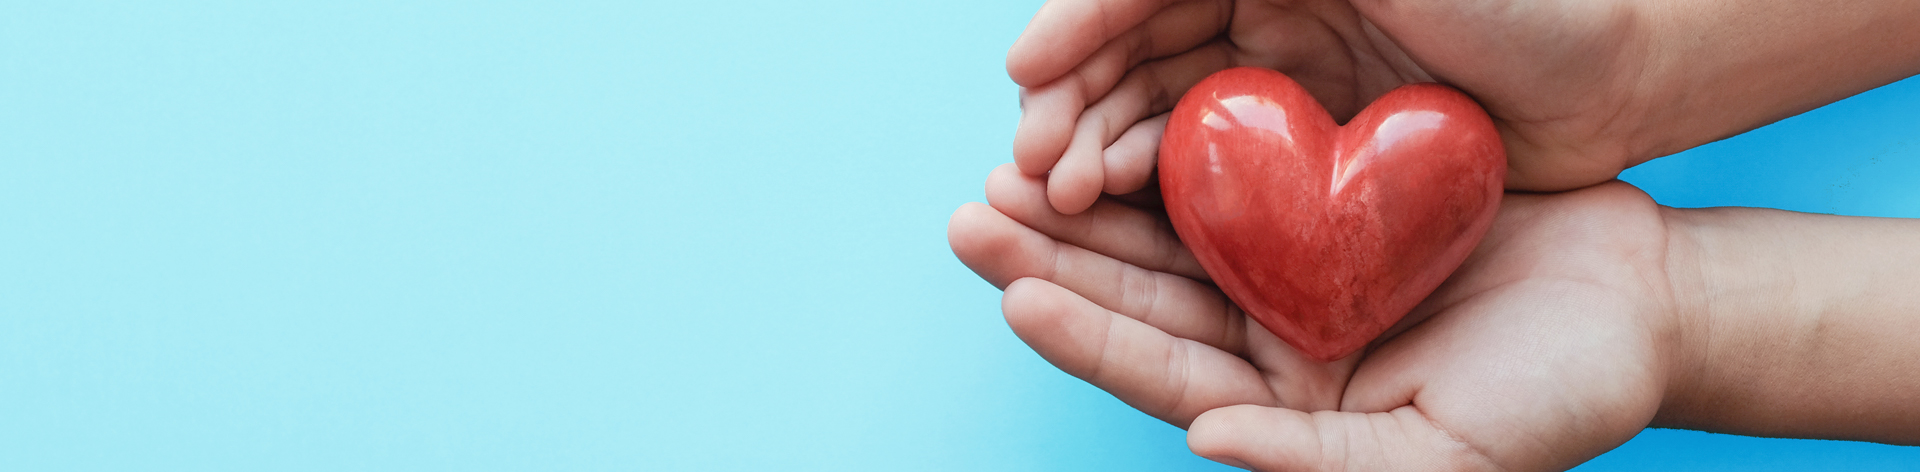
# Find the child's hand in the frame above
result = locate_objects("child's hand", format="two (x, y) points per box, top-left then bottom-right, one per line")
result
(949, 165), (1920, 468)
(1007, 0), (1920, 214)
(951, 166), (1681, 470)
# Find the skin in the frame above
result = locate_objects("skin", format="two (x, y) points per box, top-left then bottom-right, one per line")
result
(948, 168), (1920, 471)
(1006, 0), (1920, 214)
(1660, 208), (1920, 445)
(986, 0), (1920, 467)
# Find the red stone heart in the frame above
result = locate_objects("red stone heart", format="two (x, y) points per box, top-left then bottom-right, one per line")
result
(1159, 67), (1504, 362)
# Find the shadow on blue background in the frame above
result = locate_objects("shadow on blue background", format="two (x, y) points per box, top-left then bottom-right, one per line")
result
(0, 1), (1914, 470)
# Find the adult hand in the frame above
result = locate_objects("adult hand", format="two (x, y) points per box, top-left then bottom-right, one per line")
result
(1007, 0), (1920, 214)
(949, 165), (1683, 470)
(1008, 0), (1659, 214)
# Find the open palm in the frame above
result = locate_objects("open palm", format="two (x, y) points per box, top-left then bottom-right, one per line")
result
(1011, 0), (1660, 214)
(950, 165), (1682, 470)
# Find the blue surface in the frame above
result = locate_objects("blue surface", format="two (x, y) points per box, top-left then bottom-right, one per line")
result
(0, 1), (1914, 470)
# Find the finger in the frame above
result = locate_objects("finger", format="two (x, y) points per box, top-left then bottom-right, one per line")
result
(1048, 40), (1235, 214)
(1007, 0), (1228, 87)
(981, 166), (1363, 410)
(1010, 0), (1230, 176)
(1187, 405), (1501, 471)
(1003, 278), (1276, 427)
(951, 200), (1246, 354)
(1104, 112), (1168, 195)
(983, 164), (1206, 280)
(949, 202), (1027, 290)
(1241, 324), (1357, 413)
(1107, 181), (1165, 208)
(1188, 405), (1321, 470)
(1012, 84), (1083, 176)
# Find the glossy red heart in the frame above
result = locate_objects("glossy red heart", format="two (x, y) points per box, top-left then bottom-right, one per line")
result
(1159, 67), (1505, 362)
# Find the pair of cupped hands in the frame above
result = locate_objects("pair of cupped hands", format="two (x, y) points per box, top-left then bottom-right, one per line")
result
(951, 0), (1754, 470)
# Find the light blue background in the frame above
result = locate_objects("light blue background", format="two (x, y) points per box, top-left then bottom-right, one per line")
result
(1, 1), (1914, 470)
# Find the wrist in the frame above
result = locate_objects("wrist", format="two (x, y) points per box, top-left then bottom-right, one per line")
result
(1622, 0), (1741, 162)
(1632, 0), (1920, 160)
(1648, 206), (1717, 431)
(1645, 207), (1920, 444)
(1647, 206), (1807, 433)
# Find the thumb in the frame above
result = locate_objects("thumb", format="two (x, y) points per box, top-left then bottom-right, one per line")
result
(1186, 405), (1501, 471)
